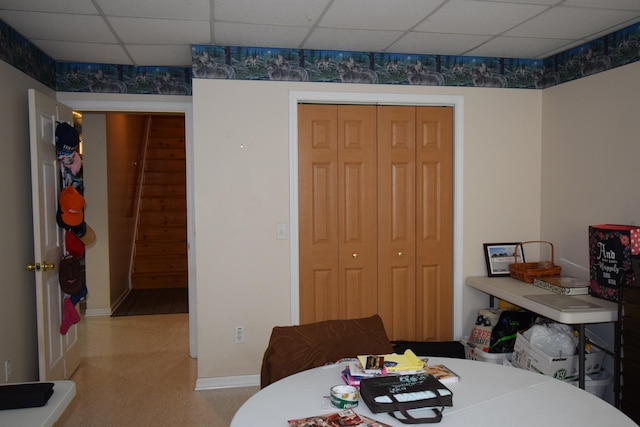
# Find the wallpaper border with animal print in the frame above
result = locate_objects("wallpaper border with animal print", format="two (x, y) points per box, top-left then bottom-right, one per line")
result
(192, 21), (639, 89)
(1, 18), (639, 95)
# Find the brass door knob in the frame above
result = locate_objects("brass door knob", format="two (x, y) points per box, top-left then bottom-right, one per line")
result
(352, 253), (358, 259)
(27, 262), (55, 272)
(398, 252), (403, 257)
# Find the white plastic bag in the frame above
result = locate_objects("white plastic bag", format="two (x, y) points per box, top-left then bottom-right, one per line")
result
(523, 323), (577, 357)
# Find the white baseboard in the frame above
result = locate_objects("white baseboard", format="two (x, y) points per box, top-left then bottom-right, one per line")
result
(195, 374), (260, 390)
(84, 308), (112, 317)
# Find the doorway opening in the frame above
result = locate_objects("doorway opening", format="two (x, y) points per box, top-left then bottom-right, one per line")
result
(60, 96), (197, 357)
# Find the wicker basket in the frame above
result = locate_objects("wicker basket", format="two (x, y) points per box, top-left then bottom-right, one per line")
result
(509, 241), (561, 283)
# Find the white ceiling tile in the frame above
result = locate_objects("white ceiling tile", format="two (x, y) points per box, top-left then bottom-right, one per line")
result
(214, 0), (331, 26)
(95, 0), (209, 20)
(108, 17), (210, 44)
(213, 22), (310, 48)
(127, 45), (193, 66)
(0, 0), (98, 14)
(319, 0), (443, 31)
(304, 28), (404, 52)
(33, 40), (132, 64)
(415, 0), (548, 35)
(489, 0), (560, 4)
(466, 36), (574, 59)
(388, 32), (493, 56)
(563, 0), (640, 11)
(506, 6), (640, 39)
(0, 11), (116, 43)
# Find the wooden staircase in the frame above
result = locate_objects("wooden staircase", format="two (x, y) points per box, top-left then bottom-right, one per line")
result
(131, 115), (188, 289)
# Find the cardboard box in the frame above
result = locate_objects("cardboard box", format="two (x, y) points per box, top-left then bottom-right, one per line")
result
(461, 336), (512, 365)
(589, 224), (640, 302)
(512, 332), (604, 380)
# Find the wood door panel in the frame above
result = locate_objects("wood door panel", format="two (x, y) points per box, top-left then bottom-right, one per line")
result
(298, 105), (339, 324)
(338, 105), (377, 318)
(377, 106), (416, 339)
(417, 264), (442, 341)
(416, 106), (453, 340)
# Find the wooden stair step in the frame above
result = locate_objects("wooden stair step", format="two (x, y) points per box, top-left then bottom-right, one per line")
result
(147, 137), (185, 150)
(145, 159), (186, 173)
(148, 124), (184, 137)
(131, 272), (188, 289)
(133, 256), (188, 273)
(145, 147), (185, 160)
(137, 226), (186, 241)
(139, 211), (187, 226)
(140, 197), (186, 211)
(144, 172), (186, 185)
(135, 240), (187, 256)
(142, 184), (186, 198)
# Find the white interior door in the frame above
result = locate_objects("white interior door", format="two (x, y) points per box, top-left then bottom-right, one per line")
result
(28, 89), (80, 380)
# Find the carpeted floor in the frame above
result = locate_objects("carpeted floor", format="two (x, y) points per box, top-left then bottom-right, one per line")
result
(112, 288), (188, 317)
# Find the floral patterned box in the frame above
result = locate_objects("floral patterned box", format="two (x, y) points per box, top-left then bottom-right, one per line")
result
(589, 224), (640, 302)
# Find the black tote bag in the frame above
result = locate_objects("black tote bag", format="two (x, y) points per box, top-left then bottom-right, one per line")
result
(359, 374), (453, 424)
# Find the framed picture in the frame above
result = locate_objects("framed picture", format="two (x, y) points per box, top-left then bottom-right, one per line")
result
(483, 243), (525, 277)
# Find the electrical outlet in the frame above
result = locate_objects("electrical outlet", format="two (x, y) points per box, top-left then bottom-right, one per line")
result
(234, 326), (244, 344)
(4, 360), (11, 382)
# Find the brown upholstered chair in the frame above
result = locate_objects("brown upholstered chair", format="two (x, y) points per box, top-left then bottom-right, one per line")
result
(260, 314), (394, 388)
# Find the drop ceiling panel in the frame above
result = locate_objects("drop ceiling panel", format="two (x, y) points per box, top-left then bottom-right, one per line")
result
(213, 22), (311, 49)
(0, 11), (116, 43)
(0, 0), (98, 14)
(95, 0), (209, 20)
(415, 0), (548, 35)
(389, 32), (493, 56)
(214, 0), (331, 26)
(127, 45), (194, 67)
(563, 0), (640, 10)
(34, 40), (131, 64)
(318, 0), (443, 31)
(108, 17), (210, 44)
(466, 36), (573, 59)
(304, 28), (404, 52)
(506, 6), (640, 39)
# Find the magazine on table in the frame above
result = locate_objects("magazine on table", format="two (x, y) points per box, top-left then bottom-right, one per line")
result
(423, 364), (461, 383)
(287, 408), (392, 427)
(532, 276), (589, 295)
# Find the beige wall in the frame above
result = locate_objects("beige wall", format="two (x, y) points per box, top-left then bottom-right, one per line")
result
(105, 114), (145, 307)
(540, 61), (640, 273)
(81, 113), (111, 314)
(192, 79), (543, 385)
(539, 60), (640, 403)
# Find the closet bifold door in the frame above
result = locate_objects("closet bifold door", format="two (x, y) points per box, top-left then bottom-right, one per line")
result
(377, 106), (453, 341)
(377, 106), (417, 340)
(298, 104), (377, 324)
(415, 106), (453, 341)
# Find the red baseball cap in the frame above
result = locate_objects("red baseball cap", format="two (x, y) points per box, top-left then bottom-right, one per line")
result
(65, 230), (85, 257)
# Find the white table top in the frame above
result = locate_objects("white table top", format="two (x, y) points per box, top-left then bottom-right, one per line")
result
(231, 358), (636, 427)
(465, 276), (618, 324)
(0, 380), (75, 427)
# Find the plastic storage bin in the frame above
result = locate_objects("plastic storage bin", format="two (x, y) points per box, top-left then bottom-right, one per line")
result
(461, 336), (512, 365)
(568, 369), (613, 399)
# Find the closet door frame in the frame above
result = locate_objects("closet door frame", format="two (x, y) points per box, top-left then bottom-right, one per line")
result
(288, 91), (465, 339)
